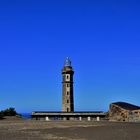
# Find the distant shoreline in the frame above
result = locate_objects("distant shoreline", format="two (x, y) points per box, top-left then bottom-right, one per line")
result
(21, 113), (31, 119)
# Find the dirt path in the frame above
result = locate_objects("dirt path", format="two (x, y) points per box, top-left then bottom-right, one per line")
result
(0, 120), (140, 140)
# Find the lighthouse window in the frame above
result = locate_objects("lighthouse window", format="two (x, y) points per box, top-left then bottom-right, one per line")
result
(67, 108), (69, 112)
(66, 74), (70, 81)
(67, 100), (69, 103)
(67, 91), (69, 95)
(67, 84), (69, 87)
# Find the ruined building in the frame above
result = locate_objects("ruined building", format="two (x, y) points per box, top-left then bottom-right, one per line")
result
(109, 102), (140, 122)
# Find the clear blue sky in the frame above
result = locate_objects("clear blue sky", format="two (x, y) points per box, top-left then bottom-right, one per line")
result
(0, 0), (140, 113)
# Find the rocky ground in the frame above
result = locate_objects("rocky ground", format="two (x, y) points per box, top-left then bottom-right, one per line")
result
(0, 118), (140, 140)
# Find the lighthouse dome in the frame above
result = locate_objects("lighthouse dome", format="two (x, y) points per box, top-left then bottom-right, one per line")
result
(64, 57), (71, 67)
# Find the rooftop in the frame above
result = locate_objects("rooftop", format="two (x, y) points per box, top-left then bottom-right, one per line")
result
(112, 102), (140, 110)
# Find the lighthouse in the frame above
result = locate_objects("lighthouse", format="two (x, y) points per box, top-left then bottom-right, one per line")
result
(62, 57), (74, 112)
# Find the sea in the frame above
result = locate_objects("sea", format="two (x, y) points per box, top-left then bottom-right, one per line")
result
(21, 113), (32, 119)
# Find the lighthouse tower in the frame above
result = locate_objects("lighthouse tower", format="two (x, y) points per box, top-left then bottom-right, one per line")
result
(62, 57), (74, 112)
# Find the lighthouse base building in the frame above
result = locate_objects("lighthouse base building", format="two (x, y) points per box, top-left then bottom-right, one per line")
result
(32, 58), (106, 121)
(32, 111), (106, 121)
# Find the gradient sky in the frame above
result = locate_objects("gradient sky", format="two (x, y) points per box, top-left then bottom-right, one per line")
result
(0, 0), (140, 113)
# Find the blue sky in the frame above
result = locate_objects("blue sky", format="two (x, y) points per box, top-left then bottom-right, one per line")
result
(0, 0), (140, 113)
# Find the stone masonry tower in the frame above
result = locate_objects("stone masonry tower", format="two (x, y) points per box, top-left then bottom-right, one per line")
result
(62, 57), (74, 112)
